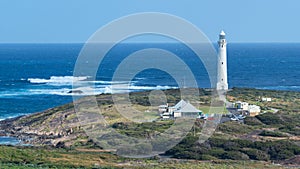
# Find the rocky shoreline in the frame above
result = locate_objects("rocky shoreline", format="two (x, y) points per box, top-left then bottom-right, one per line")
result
(0, 102), (88, 148)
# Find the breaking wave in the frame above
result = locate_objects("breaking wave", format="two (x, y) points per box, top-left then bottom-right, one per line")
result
(0, 85), (177, 98)
(27, 76), (90, 85)
(0, 76), (179, 98)
(27, 76), (132, 86)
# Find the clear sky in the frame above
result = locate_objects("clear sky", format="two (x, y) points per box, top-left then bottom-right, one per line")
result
(0, 0), (299, 43)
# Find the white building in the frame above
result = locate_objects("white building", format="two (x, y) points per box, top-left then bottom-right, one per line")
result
(232, 101), (261, 117)
(235, 101), (249, 111)
(248, 105), (261, 117)
(159, 100), (202, 119)
(262, 97), (272, 102)
(173, 101), (202, 118)
(168, 99), (187, 114)
(216, 30), (228, 91)
(158, 104), (168, 113)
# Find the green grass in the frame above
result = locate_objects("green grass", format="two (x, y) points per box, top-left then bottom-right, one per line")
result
(0, 146), (122, 168)
(0, 145), (285, 169)
(112, 120), (174, 138)
(199, 106), (227, 114)
(217, 121), (254, 134)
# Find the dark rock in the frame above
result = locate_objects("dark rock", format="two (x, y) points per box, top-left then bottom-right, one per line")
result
(67, 90), (83, 94)
(55, 141), (65, 148)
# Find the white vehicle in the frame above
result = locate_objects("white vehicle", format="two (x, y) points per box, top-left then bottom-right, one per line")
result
(238, 115), (246, 119)
(230, 117), (239, 121)
(198, 114), (208, 120)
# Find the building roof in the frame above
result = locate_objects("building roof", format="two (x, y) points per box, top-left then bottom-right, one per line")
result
(175, 102), (201, 113)
(172, 99), (187, 110)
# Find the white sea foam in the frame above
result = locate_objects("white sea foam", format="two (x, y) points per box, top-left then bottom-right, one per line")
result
(0, 85), (177, 97)
(103, 84), (177, 94)
(128, 85), (177, 90)
(0, 114), (26, 121)
(27, 76), (133, 86)
(28, 76), (90, 85)
(2, 76), (176, 97)
(93, 80), (133, 84)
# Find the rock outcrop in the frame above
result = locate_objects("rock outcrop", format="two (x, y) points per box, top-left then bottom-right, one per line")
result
(0, 102), (86, 147)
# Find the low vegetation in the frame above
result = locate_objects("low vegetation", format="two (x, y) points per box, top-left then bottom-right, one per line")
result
(0, 146), (286, 169)
(0, 88), (300, 168)
(166, 134), (300, 161)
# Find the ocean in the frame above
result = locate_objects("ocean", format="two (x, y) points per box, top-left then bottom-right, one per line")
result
(0, 43), (300, 121)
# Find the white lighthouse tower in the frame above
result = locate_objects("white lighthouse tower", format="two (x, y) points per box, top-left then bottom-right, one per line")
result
(216, 30), (228, 91)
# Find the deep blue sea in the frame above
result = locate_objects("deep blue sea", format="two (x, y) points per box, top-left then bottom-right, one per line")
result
(0, 43), (300, 121)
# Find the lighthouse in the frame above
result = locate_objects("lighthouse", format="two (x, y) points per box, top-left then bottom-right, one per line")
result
(216, 30), (228, 91)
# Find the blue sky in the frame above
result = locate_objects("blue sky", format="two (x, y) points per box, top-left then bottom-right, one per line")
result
(0, 0), (299, 43)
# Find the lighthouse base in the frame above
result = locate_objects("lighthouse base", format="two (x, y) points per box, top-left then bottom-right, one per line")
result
(216, 82), (228, 91)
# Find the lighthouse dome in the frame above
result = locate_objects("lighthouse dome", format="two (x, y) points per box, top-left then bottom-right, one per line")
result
(219, 30), (226, 40)
(220, 30), (226, 36)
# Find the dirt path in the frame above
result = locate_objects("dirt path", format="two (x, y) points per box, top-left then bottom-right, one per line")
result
(75, 148), (116, 152)
(270, 108), (279, 113)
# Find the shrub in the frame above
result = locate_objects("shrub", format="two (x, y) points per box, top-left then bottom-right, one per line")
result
(241, 149), (270, 161)
(233, 139), (253, 147)
(199, 154), (218, 160)
(208, 148), (225, 158)
(116, 143), (152, 156)
(256, 113), (284, 126)
(217, 122), (252, 134)
(208, 137), (227, 148)
(279, 125), (300, 136)
(259, 130), (287, 137)
(253, 140), (300, 160)
(244, 117), (263, 126)
(223, 141), (241, 151)
(276, 150), (294, 160)
(222, 151), (249, 160)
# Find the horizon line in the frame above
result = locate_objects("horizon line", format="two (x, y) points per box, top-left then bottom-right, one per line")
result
(1, 42), (300, 44)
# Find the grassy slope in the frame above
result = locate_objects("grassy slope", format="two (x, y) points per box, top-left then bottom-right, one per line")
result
(1, 88), (300, 168)
(0, 146), (284, 169)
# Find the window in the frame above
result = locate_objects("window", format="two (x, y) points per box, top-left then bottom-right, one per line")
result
(222, 62), (223, 65)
